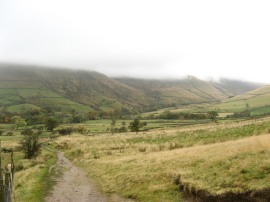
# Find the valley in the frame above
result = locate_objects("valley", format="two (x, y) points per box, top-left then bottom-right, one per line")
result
(0, 64), (270, 202)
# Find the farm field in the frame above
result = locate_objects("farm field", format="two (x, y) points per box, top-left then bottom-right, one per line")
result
(54, 117), (270, 202)
(63, 119), (213, 134)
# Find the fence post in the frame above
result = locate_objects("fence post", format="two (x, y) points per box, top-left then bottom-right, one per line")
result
(0, 140), (5, 202)
(0, 141), (14, 202)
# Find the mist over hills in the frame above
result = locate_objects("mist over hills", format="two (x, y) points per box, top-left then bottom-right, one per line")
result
(212, 78), (262, 95)
(0, 63), (263, 115)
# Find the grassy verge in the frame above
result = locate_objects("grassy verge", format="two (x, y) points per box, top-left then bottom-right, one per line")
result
(0, 132), (57, 202)
(55, 117), (270, 201)
(14, 148), (57, 202)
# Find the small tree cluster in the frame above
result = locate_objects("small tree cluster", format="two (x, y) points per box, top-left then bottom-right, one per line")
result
(11, 116), (27, 130)
(19, 129), (42, 159)
(45, 118), (59, 131)
(129, 117), (147, 133)
(207, 111), (218, 121)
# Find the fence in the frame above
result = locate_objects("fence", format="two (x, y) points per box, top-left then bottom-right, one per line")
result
(0, 141), (14, 202)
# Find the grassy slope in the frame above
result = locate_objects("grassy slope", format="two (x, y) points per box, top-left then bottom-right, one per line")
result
(0, 86), (92, 113)
(35, 68), (148, 110)
(56, 117), (270, 202)
(215, 85), (270, 114)
(116, 76), (231, 107)
(0, 64), (148, 113)
(212, 78), (262, 95)
(3, 63), (264, 114)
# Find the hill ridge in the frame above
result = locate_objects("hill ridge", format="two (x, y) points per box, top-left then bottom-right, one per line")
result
(0, 63), (263, 115)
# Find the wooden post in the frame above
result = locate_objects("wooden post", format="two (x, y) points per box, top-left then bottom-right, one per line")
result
(0, 140), (5, 202)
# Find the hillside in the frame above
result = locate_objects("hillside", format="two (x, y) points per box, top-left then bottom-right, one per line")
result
(0, 64), (148, 114)
(0, 63), (261, 116)
(212, 78), (262, 95)
(216, 85), (270, 115)
(0, 65), (92, 114)
(116, 76), (232, 108)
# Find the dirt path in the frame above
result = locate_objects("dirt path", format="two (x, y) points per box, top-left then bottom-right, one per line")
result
(45, 152), (133, 202)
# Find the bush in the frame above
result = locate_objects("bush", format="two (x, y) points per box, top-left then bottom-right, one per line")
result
(129, 117), (147, 133)
(76, 126), (86, 134)
(32, 126), (44, 130)
(18, 129), (42, 159)
(0, 130), (3, 136)
(138, 146), (147, 152)
(15, 162), (24, 172)
(57, 127), (74, 135)
(21, 128), (33, 136)
(7, 131), (13, 136)
(45, 118), (59, 131)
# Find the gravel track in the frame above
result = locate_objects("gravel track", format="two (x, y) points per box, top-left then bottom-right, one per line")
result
(45, 152), (133, 202)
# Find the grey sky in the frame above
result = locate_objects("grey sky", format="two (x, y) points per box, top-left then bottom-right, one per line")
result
(0, 0), (270, 82)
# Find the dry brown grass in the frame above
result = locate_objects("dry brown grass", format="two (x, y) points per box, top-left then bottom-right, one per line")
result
(56, 118), (270, 201)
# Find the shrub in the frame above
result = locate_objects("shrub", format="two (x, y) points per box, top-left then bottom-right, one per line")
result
(15, 162), (24, 172)
(138, 146), (147, 152)
(129, 117), (147, 133)
(45, 118), (59, 131)
(32, 126), (44, 130)
(57, 127), (74, 135)
(18, 129), (42, 159)
(21, 128), (33, 136)
(0, 130), (3, 136)
(7, 131), (13, 136)
(76, 126), (86, 134)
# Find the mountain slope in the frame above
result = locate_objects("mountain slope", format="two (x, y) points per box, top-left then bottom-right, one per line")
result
(216, 85), (270, 115)
(1, 63), (260, 115)
(116, 76), (231, 108)
(212, 78), (262, 95)
(0, 64), (147, 113)
(0, 65), (93, 113)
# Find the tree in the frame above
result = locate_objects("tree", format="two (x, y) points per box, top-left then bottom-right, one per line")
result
(45, 118), (59, 131)
(207, 111), (218, 121)
(88, 111), (98, 120)
(129, 117), (147, 133)
(11, 116), (27, 130)
(119, 121), (127, 132)
(19, 129), (42, 159)
(110, 118), (116, 135)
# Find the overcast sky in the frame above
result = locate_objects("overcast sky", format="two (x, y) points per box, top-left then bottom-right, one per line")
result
(0, 0), (270, 82)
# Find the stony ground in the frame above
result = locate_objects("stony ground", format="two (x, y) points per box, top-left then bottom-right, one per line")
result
(45, 152), (134, 202)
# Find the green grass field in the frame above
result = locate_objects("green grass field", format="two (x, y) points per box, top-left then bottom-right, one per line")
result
(0, 87), (93, 113)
